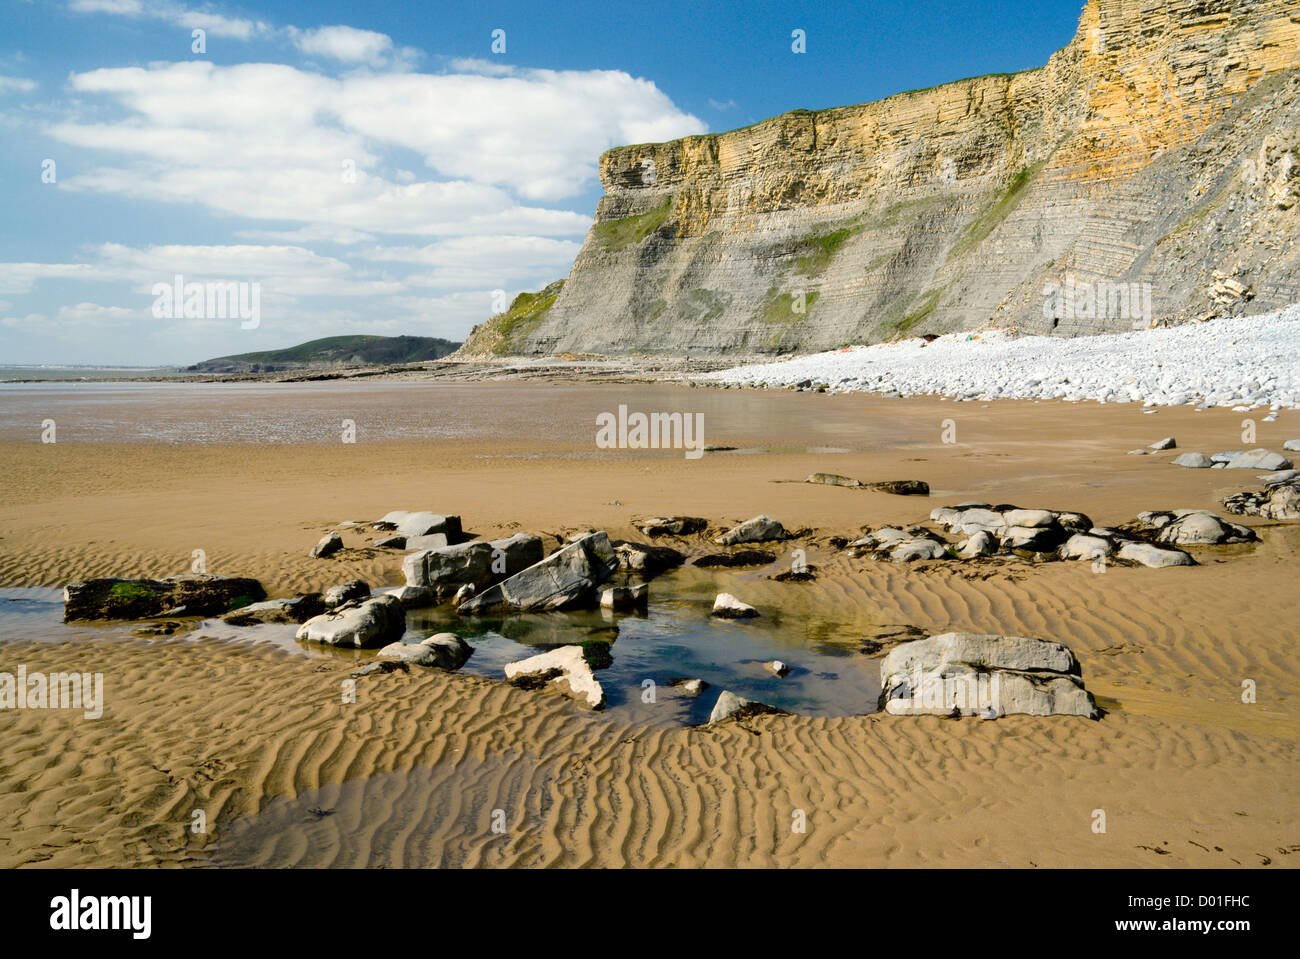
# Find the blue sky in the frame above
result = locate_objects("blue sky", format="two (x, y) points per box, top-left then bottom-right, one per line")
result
(0, 0), (1085, 365)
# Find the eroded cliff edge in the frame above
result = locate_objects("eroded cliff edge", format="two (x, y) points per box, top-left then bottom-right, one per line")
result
(461, 0), (1300, 358)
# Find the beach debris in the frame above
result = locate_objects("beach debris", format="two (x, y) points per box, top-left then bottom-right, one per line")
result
(1149, 437), (1177, 450)
(1224, 448), (1293, 471)
(878, 632), (1099, 718)
(403, 541), (496, 598)
(691, 549), (776, 568)
(460, 532), (619, 613)
(504, 645), (605, 710)
(707, 690), (784, 725)
(63, 575), (266, 622)
(221, 593), (325, 625)
(612, 540), (686, 576)
(385, 585), (433, 608)
(1172, 452), (1214, 468)
(295, 594), (406, 648)
(600, 584), (648, 611)
(1223, 476), (1300, 519)
(714, 515), (790, 545)
(324, 579), (369, 608)
(711, 593), (759, 618)
(310, 531), (344, 558)
(636, 516), (707, 537)
(766, 660), (790, 677)
(489, 533), (545, 576)
(378, 632), (472, 670)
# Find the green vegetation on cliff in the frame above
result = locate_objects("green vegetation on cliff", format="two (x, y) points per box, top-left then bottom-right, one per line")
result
(458, 279), (565, 356)
(188, 334), (462, 372)
(593, 197), (672, 251)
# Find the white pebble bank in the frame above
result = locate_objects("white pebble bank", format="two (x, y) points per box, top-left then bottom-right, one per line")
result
(701, 304), (1300, 409)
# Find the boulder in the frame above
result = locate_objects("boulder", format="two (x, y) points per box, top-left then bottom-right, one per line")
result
(612, 540), (685, 576)
(691, 550), (776, 568)
(1149, 437), (1177, 450)
(310, 531), (343, 558)
(378, 632), (472, 669)
(1223, 478), (1300, 520)
(889, 539), (949, 562)
(406, 533), (450, 551)
(1225, 449), (1293, 471)
(1001, 525), (1066, 552)
(676, 678), (707, 697)
(600, 584), (648, 611)
(1154, 512), (1256, 545)
(504, 645), (605, 710)
(1058, 533), (1114, 561)
(878, 632), (1098, 718)
(948, 508), (1008, 535)
(372, 535), (407, 549)
(64, 575), (266, 622)
(714, 515), (790, 545)
(295, 594), (406, 648)
(711, 593), (759, 618)
(636, 516), (707, 537)
(390, 511), (463, 540)
(403, 541), (495, 597)
(805, 472), (861, 487)
(460, 532), (618, 613)
(1172, 452), (1213, 468)
(1002, 508), (1057, 528)
(707, 690), (783, 725)
(1283, 439), (1300, 452)
(488, 533), (545, 577)
(864, 480), (930, 496)
(220, 593), (325, 625)
(766, 660), (790, 677)
(1054, 511), (1094, 532)
(385, 585), (434, 608)
(1116, 542), (1195, 568)
(324, 579), (370, 608)
(957, 530), (997, 558)
(1211, 451), (1244, 464)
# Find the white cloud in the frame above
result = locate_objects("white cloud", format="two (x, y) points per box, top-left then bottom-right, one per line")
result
(68, 0), (268, 40)
(291, 25), (393, 64)
(363, 235), (582, 289)
(0, 76), (37, 94)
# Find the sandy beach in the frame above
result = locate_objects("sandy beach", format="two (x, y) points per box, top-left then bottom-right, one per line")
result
(1, 382), (1297, 868)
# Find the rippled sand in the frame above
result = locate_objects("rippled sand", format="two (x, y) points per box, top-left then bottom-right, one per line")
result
(0, 383), (1296, 867)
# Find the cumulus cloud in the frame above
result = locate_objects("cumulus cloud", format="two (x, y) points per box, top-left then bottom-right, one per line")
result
(0, 76), (37, 94)
(290, 25), (394, 64)
(68, 0), (268, 40)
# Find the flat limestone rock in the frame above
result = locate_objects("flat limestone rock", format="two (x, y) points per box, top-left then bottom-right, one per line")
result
(1172, 452), (1213, 468)
(691, 549), (776, 568)
(1116, 541), (1195, 568)
(504, 645), (605, 710)
(714, 515), (790, 545)
(405, 533), (450, 551)
(402, 541), (495, 597)
(295, 594), (406, 648)
(378, 632), (472, 669)
(878, 632), (1098, 719)
(393, 512), (463, 540)
(1225, 448), (1293, 471)
(460, 532), (618, 614)
(489, 533), (545, 577)
(711, 593), (759, 618)
(221, 593), (325, 625)
(64, 575), (266, 622)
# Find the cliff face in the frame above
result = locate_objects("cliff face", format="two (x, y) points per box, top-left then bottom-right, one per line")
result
(461, 0), (1300, 357)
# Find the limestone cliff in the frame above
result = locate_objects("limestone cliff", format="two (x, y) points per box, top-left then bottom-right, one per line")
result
(461, 0), (1300, 357)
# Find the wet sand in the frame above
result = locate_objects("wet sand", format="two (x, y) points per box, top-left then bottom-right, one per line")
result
(0, 382), (1297, 867)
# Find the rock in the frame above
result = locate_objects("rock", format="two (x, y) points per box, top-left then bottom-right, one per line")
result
(864, 480), (930, 495)
(1058, 533), (1114, 561)
(1135, 510), (1176, 528)
(460, 532), (619, 613)
(1211, 451), (1244, 464)
(295, 594), (406, 648)
(1054, 511), (1094, 532)
(1172, 452), (1213, 468)
(711, 593), (759, 618)
(1223, 478), (1300, 520)
(600, 584), (648, 611)
(1225, 448), (1293, 471)
(878, 632), (1098, 718)
(850, 528), (912, 549)
(385, 585), (434, 608)
(452, 583), (477, 605)
(1153, 511), (1257, 545)
(488, 533), (545, 577)
(1002, 508), (1057, 528)
(1259, 469), (1300, 484)
(504, 645), (605, 710)
(64, 575), (266, 622)
(677, 678), (707, 697)
(1001, 525), (1066, 552)
(805, 472), (861, 487)
(1149, 437), (1177, 450)
(1127, 449), (1149, 455)
(948, 507), (1008, 535)
(766, 660), (790, 677)
(1116, 542), (1195, 568)
(691, 550), (777, 568)
(406, 533), (450, 551)
(389, 511), (463, 540)
(707, 690), (783, 725)
(221, 594), (325, 625)
(402, 541), (495, 598)
(1284, 439), (1300, 452)
(350, 661), (407, 679)
(889, 539), (949, 562)
(378, 632), (472, 669)
(324, 579), (369, 608)
(310, 531), (344, 558)
(612, 540), (686, 576)
(636, 516), (707, 537)
(714, 515), (790, 545)
(957, 529), (997, 558)
(372, 535), (407, 549)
